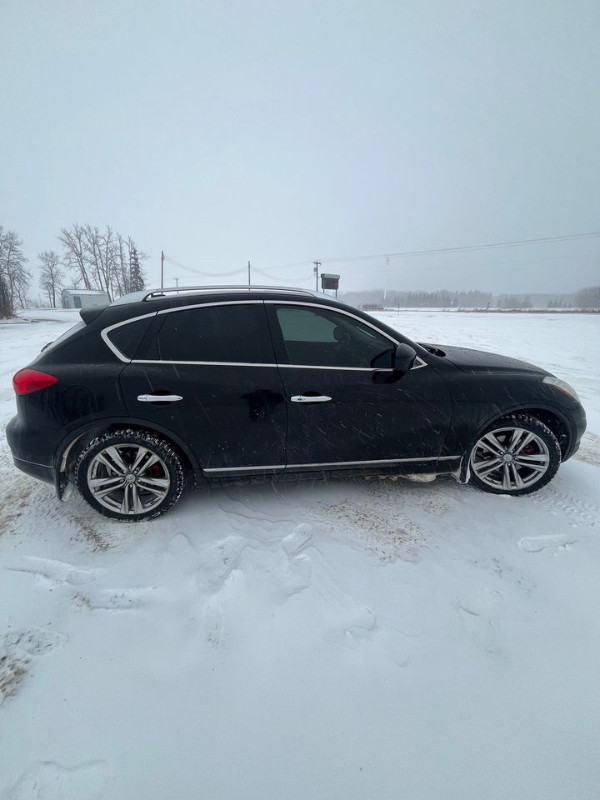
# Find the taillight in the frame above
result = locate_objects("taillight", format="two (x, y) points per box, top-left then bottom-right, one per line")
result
(13, 369), (59, 396)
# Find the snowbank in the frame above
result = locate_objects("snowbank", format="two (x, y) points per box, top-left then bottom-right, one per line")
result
(1, 312), (599, 800)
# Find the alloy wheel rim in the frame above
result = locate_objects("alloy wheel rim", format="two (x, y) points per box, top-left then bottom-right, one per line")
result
(87, 444), (170, 515)
(470, 426), (550, 491)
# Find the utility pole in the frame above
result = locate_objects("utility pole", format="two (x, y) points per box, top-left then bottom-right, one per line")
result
(248, 260), (251, 287)
(160, 250), (164, 289)
(384, 256), (389, 306)
(174, 277), (179, 291)
(313, 260), (321, 291)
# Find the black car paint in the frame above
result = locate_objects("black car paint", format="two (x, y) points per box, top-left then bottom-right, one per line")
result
(6, 291), (587, 495)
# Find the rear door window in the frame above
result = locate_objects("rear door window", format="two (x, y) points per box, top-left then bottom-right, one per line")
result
(155, 303), (274, 363)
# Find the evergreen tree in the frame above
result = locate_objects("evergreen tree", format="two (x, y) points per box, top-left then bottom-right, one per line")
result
(129, 243), (146, 292)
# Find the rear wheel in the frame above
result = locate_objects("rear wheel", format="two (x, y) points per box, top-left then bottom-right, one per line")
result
(75, 429), (186, 521)
(468, 414), (561, 496)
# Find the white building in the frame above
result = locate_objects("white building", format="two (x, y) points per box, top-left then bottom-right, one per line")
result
(61, 289), (110, 309)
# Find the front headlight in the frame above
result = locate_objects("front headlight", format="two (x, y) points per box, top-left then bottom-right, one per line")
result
(543, 375), (580, 402)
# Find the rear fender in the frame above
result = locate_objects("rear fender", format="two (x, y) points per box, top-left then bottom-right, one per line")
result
(54, 417), (199, 500)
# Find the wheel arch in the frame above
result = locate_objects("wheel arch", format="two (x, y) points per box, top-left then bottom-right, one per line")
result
(494, 407), (571, 458)
(455, 405), (571, 484)
(56, 417), (199, 477)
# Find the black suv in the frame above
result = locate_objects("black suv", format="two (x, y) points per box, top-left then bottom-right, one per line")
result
(7, 286), (586, 520)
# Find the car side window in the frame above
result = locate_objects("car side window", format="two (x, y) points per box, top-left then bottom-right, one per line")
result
(106, 317), (154, 359)
(274, 305), (395, 368)
(155, 304), (273, 363)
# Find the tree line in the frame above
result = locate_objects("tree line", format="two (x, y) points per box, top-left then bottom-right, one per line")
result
(0, 224), (147, 319)
(342, 287), (600, 310)
(343, 289), (494, 308)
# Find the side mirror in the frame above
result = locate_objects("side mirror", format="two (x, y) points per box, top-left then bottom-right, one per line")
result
(393, 343), (417, 375)
(373, 343), (417, 383)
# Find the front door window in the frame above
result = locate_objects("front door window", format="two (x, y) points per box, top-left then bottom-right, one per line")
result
(275, 306), (395, 369)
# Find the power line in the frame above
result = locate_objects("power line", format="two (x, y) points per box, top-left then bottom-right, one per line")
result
(252, 266), (313, 282)
(164, 254), (312, 283)
(163, 255), (245, 277)
(160, 229), (600, 284)
(263, 230), (600, 272)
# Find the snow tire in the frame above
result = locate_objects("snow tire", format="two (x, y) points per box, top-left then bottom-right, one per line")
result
(468, 413), (561, 496)
(75, 428), (186, 521)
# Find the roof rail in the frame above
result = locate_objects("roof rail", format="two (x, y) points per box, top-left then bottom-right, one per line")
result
(142, 285), (315, 301)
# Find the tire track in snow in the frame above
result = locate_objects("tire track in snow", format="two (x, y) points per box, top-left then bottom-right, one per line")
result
(532, 486), (600, 528)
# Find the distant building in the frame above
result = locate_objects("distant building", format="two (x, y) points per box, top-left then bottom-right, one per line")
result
(61, 289), (110, 309)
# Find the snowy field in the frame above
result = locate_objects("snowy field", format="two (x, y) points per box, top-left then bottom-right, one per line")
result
(0, 309), (599, 800)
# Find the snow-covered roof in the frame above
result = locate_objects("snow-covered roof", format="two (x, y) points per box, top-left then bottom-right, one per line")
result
(61, 288), (110, 296)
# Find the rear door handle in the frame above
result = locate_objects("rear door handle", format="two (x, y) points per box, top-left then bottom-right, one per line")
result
(137, 394), (183, 403)
(291, 394), (332, 403)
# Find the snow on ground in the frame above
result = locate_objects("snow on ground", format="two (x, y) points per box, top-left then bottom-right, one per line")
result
(373, 309), (600, 433)
(16, 308), (83, 324)
(0, 310), (599, 800)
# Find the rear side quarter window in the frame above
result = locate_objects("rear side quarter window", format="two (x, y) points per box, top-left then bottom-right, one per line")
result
(104, 317), (155, 361)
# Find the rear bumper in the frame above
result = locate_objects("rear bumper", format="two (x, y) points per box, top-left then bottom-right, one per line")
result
(6, 415), (60, 484)
(12, 456), (55, 484)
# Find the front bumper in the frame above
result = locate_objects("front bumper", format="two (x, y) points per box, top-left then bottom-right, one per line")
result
(562, 403), (587, 462)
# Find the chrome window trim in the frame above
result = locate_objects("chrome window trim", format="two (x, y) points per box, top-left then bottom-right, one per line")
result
(131, 359), (281, 368)
(267, 300), (427, 370)
(101, 311), (159, 363)
(126, 359), (427, 374)
(128, 359), (397, 372)
(203, 454), (460, 474)
(109, 298), (427, 371)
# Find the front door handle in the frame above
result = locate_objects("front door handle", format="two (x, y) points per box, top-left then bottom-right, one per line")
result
(291, 394), (332, 404)
(137, 394), (183, 403)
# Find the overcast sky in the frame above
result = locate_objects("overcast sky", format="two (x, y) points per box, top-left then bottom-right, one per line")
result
(1, 0), (599, 295)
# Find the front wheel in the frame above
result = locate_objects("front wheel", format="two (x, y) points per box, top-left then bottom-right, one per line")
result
(468, 415), (561, 496)
(75, 429), (186, 521)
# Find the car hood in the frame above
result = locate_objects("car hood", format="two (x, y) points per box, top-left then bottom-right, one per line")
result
(419, 343), (549, 376)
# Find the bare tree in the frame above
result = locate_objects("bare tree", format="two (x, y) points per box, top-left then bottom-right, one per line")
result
(58, 223), (147, 300)
(81, 224), (115, 299)
(0, 226), (31, 310)
(0, 271), (12, 318)
(0, 227), (13, 318)
(58, 224), (92, 289)
(39, 250), (64, 307)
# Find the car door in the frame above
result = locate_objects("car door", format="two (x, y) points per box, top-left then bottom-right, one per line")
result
(117, 301), (287, 474)
(266, 302), (453, 469)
